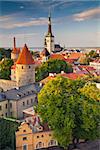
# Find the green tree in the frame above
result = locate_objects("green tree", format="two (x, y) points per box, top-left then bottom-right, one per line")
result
(0, 58), (13, 79)
(0, 48), (11, 60)
(88, 50), (99, 58)
(36, 76), (100, 149)
(80, 82), (100, 102)
(36, 59), (73, 81)
(0, 118), (19, 150)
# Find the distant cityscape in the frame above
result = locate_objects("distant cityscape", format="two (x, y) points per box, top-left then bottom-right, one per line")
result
(0, 0), (100, 150)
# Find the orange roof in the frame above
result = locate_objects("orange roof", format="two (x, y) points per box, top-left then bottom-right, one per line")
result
(50, 54), (64, 60)
(60, 73), (85, 80)
(12, 47), (20, 54)
(40, 72), (85, 84)
(16, 44), (34, 65)
(68, 52), (85, 60)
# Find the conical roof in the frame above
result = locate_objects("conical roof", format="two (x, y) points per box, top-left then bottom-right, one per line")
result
(16, 44), (34, 65)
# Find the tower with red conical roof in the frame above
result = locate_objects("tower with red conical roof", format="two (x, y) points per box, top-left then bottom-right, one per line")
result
(44, 12), (55, 53)
(11, 37), (20, 62)
(16, 44), (35, 87)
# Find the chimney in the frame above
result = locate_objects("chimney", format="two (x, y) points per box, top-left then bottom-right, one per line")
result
(49, 73), (55, 77)
(61, 71), (64, 74)
(14, 37), (16, 48)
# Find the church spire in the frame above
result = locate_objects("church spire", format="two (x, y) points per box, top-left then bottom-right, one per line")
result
(14, 37), (16, 48)
(48, 11), (52, 36)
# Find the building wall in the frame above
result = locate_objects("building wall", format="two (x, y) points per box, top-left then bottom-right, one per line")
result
(11, 53), (19, 62)
(16, 123), (58, 150)
(16, 123), (33, 150)
(17, 94), (36, 119)
(8, 100), (18, 118)
(0, 80), (16, 91)
(11, 69), (16, 81)
(0, 100), (9, 117)
(16, 64), (35, 87)
(90, 62), (100, 70)
(33, 131), (57, 149)
(45, 36), (54, 53)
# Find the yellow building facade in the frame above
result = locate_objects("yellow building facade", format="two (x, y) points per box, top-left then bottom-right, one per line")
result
(16, 122), (58, 150)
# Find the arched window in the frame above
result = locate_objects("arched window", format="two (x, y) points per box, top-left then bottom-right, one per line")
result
(36, 142), (44, 149)
(48, 140), (57, 147)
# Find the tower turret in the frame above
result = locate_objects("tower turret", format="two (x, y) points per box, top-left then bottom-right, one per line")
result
(16, 44), (35, 87)
(11, 37), (20, 62)
(44, 12), (55, 53)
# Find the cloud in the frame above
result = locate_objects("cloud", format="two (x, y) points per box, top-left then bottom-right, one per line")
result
(73, 7), (100, 21)
(0, 17), (48, 29)
(0, 15), (12, 22)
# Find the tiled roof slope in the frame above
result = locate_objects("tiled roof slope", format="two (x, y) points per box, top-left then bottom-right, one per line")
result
(16, 44), (34, 65)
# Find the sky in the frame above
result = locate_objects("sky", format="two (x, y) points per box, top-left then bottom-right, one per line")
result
(0, 0), (100, 47)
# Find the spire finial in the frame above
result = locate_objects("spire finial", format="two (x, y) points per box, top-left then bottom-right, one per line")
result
(13, 37), (16, 48)
(48, 7), (51, 18)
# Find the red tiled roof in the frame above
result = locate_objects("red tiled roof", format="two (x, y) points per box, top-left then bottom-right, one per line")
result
(60, 73), (85, 80)
(40, 72), (85, 84)
(16, 44), (35, 65)
(93, 58), (100, 63)
(64, 58), (75, 63)
(79, 65), (96, 71)
(68, 52), (85, 60)
(50, 54), (64, 60)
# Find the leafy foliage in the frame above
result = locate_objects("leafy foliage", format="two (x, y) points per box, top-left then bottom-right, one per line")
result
(78, 50), (99, 65)
(0, 118), (19, 150)
(87, 50), (99, 58)
(80, 83), (100, 101)
(0, 48), (11, 60)
(36, 59), (73, 82)
(37, 76), (100, 148)
(0, 58), (13, 79)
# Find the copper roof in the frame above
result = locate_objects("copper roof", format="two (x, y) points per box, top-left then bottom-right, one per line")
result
(16, 44), (34, 65)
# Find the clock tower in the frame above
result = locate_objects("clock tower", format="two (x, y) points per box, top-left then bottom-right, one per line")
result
(44, 13), (55, 53)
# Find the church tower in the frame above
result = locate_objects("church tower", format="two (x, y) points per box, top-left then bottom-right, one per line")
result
(44, 13), (54, 53)
(11, 37), (20, 62)
(16, 44), (35, 87)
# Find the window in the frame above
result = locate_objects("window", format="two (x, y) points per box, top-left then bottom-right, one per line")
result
(10, 112), (13, 116)
(10, 103), (12, 108)
(48, 140), (57, 147)
(23, 102), (25, 106)
(5, 104), (7, 109)
(31, 99), (33, 103)
(23, 130), (26, 132)
(27, 100), (29, 105)
(22, 66), (23, 69)
(49, 134), (51, 136)
(37, 136), (39, 138)
(23, 144), (27, 150)
(23, 137), (27, 140)
(0, 105), (2, 110)
(5, 113), (7, 117)
(41, 135), (44, 137)
(29, 66), (31, 69)
(36, 142), (44, 149)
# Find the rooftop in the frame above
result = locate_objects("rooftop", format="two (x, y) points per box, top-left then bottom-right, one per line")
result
(16, 44), (35, 65)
